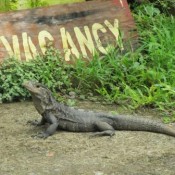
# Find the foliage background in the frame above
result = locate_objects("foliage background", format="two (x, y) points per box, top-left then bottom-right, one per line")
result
(0, 0), (85, 12)
(0, 1), (175, 122)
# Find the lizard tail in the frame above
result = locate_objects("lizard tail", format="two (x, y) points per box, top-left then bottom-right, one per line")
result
(112, 115), (175, 137)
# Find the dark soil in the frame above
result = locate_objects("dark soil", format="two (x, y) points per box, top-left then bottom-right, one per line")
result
(0, 101), (175, 175)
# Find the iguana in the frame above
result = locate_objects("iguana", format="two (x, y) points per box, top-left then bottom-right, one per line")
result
(23, 80), (175, 138)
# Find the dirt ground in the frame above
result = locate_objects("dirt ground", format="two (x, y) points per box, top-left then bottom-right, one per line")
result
(0, 101), (175, 175)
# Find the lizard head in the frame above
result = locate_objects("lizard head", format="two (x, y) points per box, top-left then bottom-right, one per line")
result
(23, 80), (55, 114)
(23, 80), (49, 96)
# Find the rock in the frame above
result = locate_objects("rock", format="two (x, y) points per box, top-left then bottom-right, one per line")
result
(68, 91), (76, 99)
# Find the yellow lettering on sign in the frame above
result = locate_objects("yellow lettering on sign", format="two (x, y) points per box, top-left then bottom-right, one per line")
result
(38, 30), (54, 54)
(22, 32), (38, 61)
(92, 23), (107, 54)
(104, 19), (124, 50)
(0, 18), (126, 61)
(74, 26), (95, 58)
(0, 35), (21, 60)
(28, 37), (38, 58)
(60, 27), (79, 61)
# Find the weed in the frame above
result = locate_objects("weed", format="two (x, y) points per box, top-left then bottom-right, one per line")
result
(0, 48), (72, 102)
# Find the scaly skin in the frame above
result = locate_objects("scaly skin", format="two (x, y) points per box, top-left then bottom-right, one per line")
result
(23, 81), (175, 138)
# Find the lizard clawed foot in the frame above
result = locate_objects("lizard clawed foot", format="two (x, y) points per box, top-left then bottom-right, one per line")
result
(32, 132), (50, 139)
(27, 120), (41, 126)
(89, 130), (116, 138)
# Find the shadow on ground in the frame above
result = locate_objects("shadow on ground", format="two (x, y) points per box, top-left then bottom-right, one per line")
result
(0, 101), (175, 175)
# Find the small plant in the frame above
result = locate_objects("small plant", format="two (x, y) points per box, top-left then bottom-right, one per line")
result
(29, 0), (48, 8)
(0, 47), (72, 102)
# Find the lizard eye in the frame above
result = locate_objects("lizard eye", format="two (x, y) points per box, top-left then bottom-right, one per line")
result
(36, 84), (40, 88)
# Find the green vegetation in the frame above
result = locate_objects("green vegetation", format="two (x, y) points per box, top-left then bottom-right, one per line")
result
(0, 48), (72, 102)
(48, 0), (85, 5)
(0, 0), (85, 12)
(0, 2), (175, 122)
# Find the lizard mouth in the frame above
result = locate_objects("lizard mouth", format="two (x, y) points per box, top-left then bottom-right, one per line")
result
(23, 81), (40, 94)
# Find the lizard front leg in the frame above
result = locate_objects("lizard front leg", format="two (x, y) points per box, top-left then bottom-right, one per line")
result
(36, 112), (59, 139)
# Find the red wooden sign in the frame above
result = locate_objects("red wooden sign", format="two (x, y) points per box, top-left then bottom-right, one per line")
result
(0, 0), (137, 62)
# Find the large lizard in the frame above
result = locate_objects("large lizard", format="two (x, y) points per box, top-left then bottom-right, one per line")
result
(23, 80), (175, 138)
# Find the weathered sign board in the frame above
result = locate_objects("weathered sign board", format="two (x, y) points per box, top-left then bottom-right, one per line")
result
(0, 0), (138, 62)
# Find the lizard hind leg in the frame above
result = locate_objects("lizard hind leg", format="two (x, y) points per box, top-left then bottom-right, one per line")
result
(92, 121), (115, 137)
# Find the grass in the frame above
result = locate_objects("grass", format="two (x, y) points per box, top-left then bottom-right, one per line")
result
(0, 0), (85, 12)
(48, 0), (85, 5)
(0, 3), (175, 122)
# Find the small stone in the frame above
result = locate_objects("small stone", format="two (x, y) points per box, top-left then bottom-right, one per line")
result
(94, 171), (104, 175)
(46, 151), (55, 157)
(54, 168), (60, 172)
(69, 91), (76, 96)
(69, 91), (76, 99)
